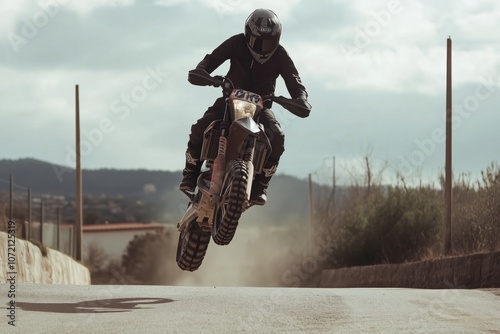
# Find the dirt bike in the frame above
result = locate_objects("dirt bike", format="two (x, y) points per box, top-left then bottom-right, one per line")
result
(176, 69), (311, 271)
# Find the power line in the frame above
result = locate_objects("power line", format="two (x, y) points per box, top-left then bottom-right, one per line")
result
(0, 178), (30, 191)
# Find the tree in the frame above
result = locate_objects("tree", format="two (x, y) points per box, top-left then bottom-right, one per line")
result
(84, 242), (108, 273)
(122, 228), (179, 284)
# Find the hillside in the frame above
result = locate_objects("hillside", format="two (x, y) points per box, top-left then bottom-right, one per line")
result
(0, 158), (310, 225)
(0, 158), (179, 197)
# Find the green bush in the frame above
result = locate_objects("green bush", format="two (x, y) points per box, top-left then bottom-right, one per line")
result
(325, 185), (442, 268)
(84, 242), (108, 273)
(453, 163), (500, 253)
(121, 228), (178, 284)
(318, 160), (500, 270)
(370, 186), (442, 263)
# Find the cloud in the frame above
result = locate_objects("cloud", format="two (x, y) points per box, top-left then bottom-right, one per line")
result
(198, 0), (302, 20)
(64, 0), (135, 15)
(154, 0), (191, 6)
(284, 0), (500, 96)
(0, 2), (32, 37)
(2, 3), (209, 70)
(1, 0), (499, 182)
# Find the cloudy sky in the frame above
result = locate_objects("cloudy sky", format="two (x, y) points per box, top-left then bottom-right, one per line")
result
(1, 0), (499, 185)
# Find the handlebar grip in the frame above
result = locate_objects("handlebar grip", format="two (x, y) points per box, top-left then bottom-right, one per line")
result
(188, 69), (223, 87)
(273, 96), (311, 118)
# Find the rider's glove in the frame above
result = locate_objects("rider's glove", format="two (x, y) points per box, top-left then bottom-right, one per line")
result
(221, 80), (233, 95)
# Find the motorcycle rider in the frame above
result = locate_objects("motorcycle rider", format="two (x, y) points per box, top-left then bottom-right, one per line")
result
(180, 8), (311, 205)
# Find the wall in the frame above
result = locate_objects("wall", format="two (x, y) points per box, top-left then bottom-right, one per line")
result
(0, 232), (90, 284)
(320, 250), (500, 289)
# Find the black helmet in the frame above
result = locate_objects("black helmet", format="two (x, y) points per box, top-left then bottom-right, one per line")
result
(244, 9), (282, 64)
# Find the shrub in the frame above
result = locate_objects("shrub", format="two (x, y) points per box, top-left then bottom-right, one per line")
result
(121, 228), (178, 284)
(319, 159), (500, 270)
(369, 186), (442, 263)
(325, 185), (442, 268)
(453, 163), (500, 253)
(84, 242), (108, 273)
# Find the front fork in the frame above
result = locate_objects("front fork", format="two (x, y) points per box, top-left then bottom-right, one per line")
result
(244, 137), (256, 204)
(205, 134), (257, 216)
(209, 136), (227, 197)
(182, 120), (259, 230)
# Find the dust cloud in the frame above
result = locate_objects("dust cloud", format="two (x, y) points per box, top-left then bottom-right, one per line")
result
(160, 220), (310, 287)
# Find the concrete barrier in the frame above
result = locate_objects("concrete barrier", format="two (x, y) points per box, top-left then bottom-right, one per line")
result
(0, 232), (90, 284)
(320, 250), (500, 289)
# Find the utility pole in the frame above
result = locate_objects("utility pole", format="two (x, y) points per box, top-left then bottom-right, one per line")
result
(28, 188), (32, 241)
(57, 208), (61, 251)
(40, 200), (44, 244)
(332, 156), (336, 192)
(75, 84), (83, 261)
(444, 37), (453, 255)
(332, 156), (336, 219)
(308, 173), (314, 251)
(9, 174), (13, 221)
(325, 157), (336, 218)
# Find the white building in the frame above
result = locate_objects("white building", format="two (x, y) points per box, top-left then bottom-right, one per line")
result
(82, 222), (164, 265)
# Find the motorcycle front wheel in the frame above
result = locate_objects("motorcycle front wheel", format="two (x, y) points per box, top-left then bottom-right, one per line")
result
(212, 159), (248, 245)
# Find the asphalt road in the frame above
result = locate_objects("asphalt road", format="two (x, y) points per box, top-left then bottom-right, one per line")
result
(2, 284), (500, 333)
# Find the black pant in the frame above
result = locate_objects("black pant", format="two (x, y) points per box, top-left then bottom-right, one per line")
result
(187, 97), (284, 167)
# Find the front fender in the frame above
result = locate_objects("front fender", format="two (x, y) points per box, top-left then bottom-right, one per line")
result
(225, 117), (261, 164)
(233, 117), (261, 135)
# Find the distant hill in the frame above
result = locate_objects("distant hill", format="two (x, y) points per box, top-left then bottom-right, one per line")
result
(0, 158), (180, 197)
(0, 158), (311, 225)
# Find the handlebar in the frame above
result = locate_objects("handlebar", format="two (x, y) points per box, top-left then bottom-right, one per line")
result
(188, 68), (223, 87)
(188, 69), (311, 118)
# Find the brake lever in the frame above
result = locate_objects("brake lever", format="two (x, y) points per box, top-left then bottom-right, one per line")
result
(262, 94), (274, 104)
(221, 80), (233, 96)
(212, 75), (224, 86)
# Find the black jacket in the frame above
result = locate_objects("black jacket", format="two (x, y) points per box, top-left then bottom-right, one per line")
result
(192, 33), (310, 113)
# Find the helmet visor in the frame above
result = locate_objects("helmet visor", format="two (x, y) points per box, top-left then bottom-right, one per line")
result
(247, 36), (279, 55)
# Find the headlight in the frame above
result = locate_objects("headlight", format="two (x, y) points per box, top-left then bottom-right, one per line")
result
(232, 100), (257, 120)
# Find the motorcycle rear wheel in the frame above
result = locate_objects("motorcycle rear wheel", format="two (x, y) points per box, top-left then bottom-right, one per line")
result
(176, 219), (211, 271)
(212, 159), (248, 245)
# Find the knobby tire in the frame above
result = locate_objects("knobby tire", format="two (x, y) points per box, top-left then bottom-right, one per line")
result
(176, 220), (211, 271)
(212, 160), (248, 245)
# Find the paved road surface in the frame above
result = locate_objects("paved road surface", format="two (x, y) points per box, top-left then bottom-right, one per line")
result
(2, 284), (500, 333)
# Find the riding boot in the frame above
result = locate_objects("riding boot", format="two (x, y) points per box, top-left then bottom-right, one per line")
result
(250, 163), (278, 205)
(179, 149), (202, 192)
